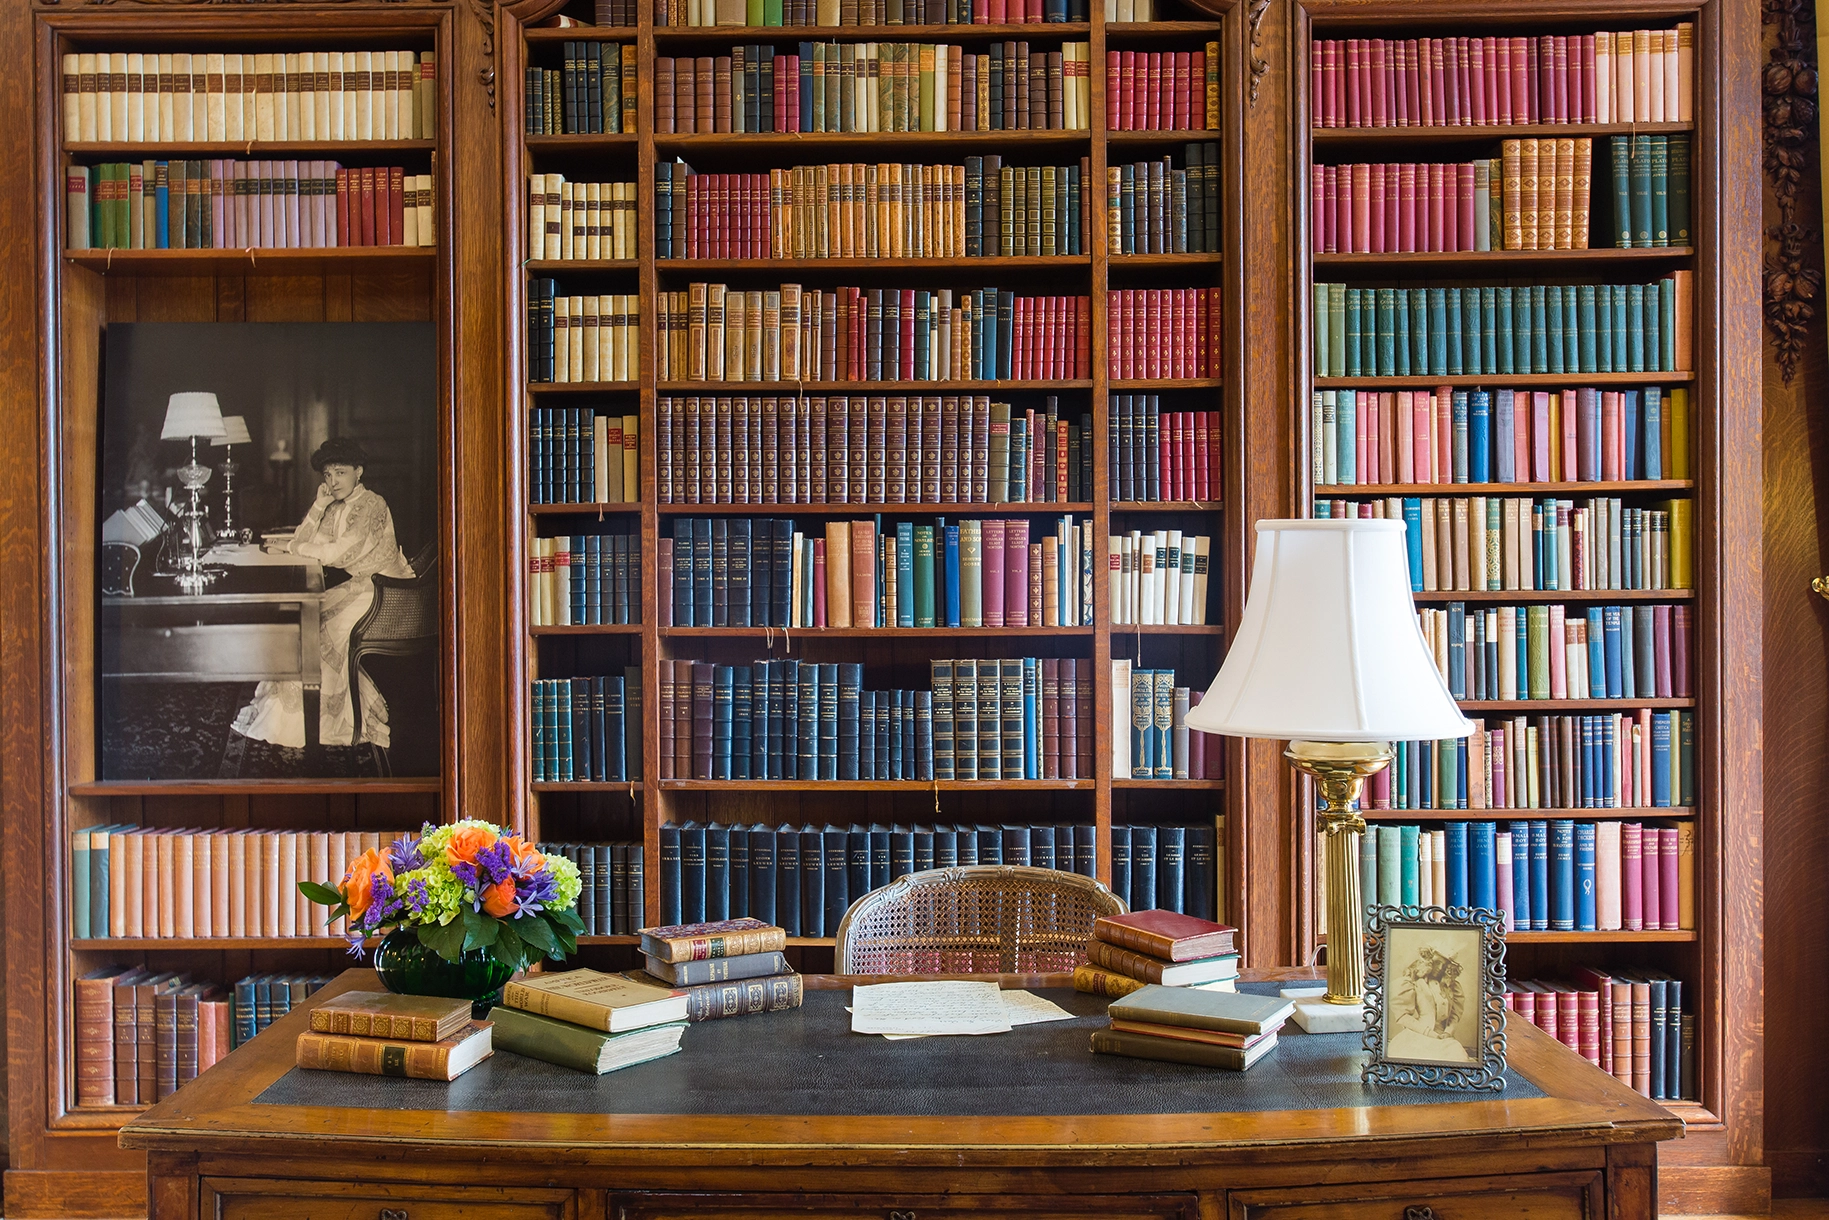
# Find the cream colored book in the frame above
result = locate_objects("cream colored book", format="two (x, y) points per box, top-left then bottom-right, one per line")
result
(502, 968), (688, 1033)
(209, 831), (230, 938)
(62, 53), (82, 141)
(328, 52), (347, 141)
(125, 53), (145, 143)
(175, 831), (196, 938)
(224, 53), (244, 142)
(354, 50), (374, 141)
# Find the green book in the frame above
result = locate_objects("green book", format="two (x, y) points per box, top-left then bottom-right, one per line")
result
(1427, 288), (1449, 376)
(912, 526), (936, 627)
(1563, 291), (1579, 372)
(1400, 825), (1420, 904)
(92, 164), (113, 251)
(1512, 286), (1532, 374)
(487, 1006), (685, 1075)
(1152, 668), (1175, 780)
(1610, 135), (1633, 248)
(1108, 985), (1293, 1036)
(1527, 605), (1551, 699)
(1626, 283), (1647, 372)
(1481, 286), (1498, 374)
(1377, 825), (1402, 905)
(71, 829), (91, 939)
(1610, 285), (1630, 371)
(1496, 287), (1515, 374)
(1658, 277), (1676, 372)
(1577, 285), (1598, 372)
(1343, 287), (1363, 377)
(1533, 285), (1552, 373)
(1461, 288), (1481, 375)
(1394, 291), (1412, 375)
(1644, 281), (1663, 372)
(1313, 283), (1331, 375)
(1668, 135), (1691, 247)
(1595, 285), (1614, 373)
(1438, 739), (1458, 807)
(1630, 133), (1653, 248)
(1649, 135), (1669, 248)
(1375, 287), (1397, 375)
(1327, 283), (1346, 377)
(748, 0), (766, 24)
(1408, 288), (1428, 374)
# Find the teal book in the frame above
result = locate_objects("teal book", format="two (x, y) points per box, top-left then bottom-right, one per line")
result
(1400, 825), (1421, 904)
(1610, 285), (1630, 371)
(1630, 134), (1653, 248)
(1343, 288), (1363, 376)
(1481, 286), (1498, 374)
(1152, 668), (1175, 780)
(1314, 282), (1331, 375)
(1659, 277), (1676, 371)
(1644, 386), (1663, 478)
(1461, 288), (1481, 375)
(1610, 135), (1633, 248)
(1338, 386), (1355, 482)
(1408, 288), (1429, 374)
(1595, 285), (1614, 373)
(1130, 668), (1154, 778)
(912, 526), (936, 627)
(1375, 288), (1397, 375)
(72, 830), (90, 940)
(1377, 825), (1403, 906)
(1645, 280), (1663, 372)
(1427, 288), (1449, 376)
(1359, 827), (1378, 915)
(895, 523), (915, 627)
(1327, 283), (1346, 376)
(1529, 284), (1549, 373)
(1496, 287), (1515, 374)
(1577, 285), (1598, 372)
(1451, 391), (1470, 482)
(1563, 290), (1579, 373)
(1395, 291), (1412, 375)
(1669, 135), (1691, 246)
(1649, 135), (1670, 247)
(1627, 283), (1647, 371)
(1445, 287), (1464, 376)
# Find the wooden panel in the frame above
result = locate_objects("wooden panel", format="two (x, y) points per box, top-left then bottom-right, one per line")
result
(1228, 1172), (1601, 1220)
(621, 1193), (1198, 1220)
(203, 1178), (577, 1220)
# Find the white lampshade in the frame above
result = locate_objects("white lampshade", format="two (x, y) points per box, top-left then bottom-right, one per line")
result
(1183, 519), (1472, 743)
(211, 414), (252, 447)
(160, 392), (226, 441)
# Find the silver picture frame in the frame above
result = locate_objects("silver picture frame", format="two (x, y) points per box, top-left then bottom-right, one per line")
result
(1362, 904), (1508, 1091)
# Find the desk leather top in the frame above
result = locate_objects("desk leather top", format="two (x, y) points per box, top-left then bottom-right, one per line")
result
(253, 984), (1543, 1118)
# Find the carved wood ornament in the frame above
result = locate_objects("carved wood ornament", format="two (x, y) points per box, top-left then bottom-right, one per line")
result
(1764, 0), (1822, 383)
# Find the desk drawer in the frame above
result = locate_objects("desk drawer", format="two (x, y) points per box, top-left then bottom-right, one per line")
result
(203, 1177), (577, 1220)
(1228, 1171), (1603, 1220)
(619, 1193), (1199, 1220)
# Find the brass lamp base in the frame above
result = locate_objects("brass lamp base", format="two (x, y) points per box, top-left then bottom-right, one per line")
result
(1286, 739), (1394, 1007)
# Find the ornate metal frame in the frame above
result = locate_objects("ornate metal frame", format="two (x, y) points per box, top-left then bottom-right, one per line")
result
(1361, 904), (1508, 1091)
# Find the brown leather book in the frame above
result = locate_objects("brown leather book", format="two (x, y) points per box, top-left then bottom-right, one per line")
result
(295, 1021), (494, 1081)
(1094, 911), (1236, 962)
(111, 968), (147, 1104)
(310, 991), (474, 1043)
(75, 965), (134, 1106)
(136, 972), (184, 1105)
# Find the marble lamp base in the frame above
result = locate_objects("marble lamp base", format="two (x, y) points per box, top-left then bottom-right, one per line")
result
(1291, 998), (1366, 1034)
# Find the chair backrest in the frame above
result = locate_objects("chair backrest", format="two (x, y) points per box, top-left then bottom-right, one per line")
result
(100, 541), (140, 597)
(351, 556), (439, 656)
(835, 865), (1127, 975)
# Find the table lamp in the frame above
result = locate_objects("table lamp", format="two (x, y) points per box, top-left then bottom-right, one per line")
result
(160, 391), (226, 592)
(1183, 519), (1470, 1031)
(210, 414), (253, 539)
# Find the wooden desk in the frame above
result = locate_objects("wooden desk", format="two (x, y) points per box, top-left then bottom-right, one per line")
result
(119, 969), (1683, 1220)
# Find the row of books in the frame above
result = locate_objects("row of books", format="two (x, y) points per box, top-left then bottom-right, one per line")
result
(653, 42), (1094, 134)
(1309, 27), (1695, 129)
(1506, 968), (1692, 1102)
(654, 284), (1093, 383)
(62, 50), (435, 144)
(70, 825), (408, 941)
(524, 42), (636, 135)
(1417, 601), (1693, 703)
(1374, 710), (1695, 811)
(1112, 665), (1221, 780)
(659, 821), (1104, 931)
(66, 161), (433, 252)
(1357, 819), (1693, 933)
(527, 533), (643, 627)
(536, 842), (646, 935)
(1108, 532), (1213, 627)
(75, 969), (333, 1107)
(1092, 984), (1287, 1073)
(1110, 827), (1224, 919)
(1109, 146), (1223, 255)
(1106, 288), (1224, 381)
(1312, 145), (1587, 255)
(656, 394), (1094, 506)
(585, 0), (640, 24)
(526, 176), (639, 261)
(1311, 494), (1694, 594)
(627, 924), (804, 1024)
(1311, 276), (1696, 378)
(531, 673), (645, 784)
(658, 0), (1090, 27)
(1074, 912), (1238, 997)
(1103, 49), (1220, 133)
(528, 409), (641, 506)
(528, 283), (641, 384)
(1310, 385), (1693, 487)
(1108, 400), (1220, 503)
(1605, 134), (1692, 249)
(656, 656), (1096, 781)
(654, 158), (1090, 260)
(664, 516), (1094, 629)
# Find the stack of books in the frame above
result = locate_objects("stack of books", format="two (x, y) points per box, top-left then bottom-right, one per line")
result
(1073, 910), (1238, 999)
(1091, 984), (1294, 1071)
(294, 991), (495, 1082)
(625, 918), (805, 1021)
(489, 969), (690, 1075)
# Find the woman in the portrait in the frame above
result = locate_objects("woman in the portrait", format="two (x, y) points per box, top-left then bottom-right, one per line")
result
(232, 437), (415, 753)
(1385, 944), (1472, 1063)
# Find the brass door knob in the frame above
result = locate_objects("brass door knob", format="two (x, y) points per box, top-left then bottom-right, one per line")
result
(1403, 1209), (1437, 1220)
(889, 1211), (918, 1220)
(380, 1210), (409, 1220)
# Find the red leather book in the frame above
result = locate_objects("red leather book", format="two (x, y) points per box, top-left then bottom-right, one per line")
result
(1425, 37), (1444, 124)
(1511, 36), (1531, 122)
(1494, 37), (1512, 124)
(1310, 41), (1324, 127)
(1144, 51), (1161, 131)
(1460, 36), (1476, 124)
(1380, 160), (1399, 251)
(1455, 162), (1474, 251)
(358, 165), (376, 247)
(1345, 39), (1361, 127)
(1075, 295), (1090, 378)
(333, 168), (349, 247)
(1405, 38), (1423, 125)
(1118, 51), (1135, 131)
(1580, 35), (1597, 122)
(1190, 410), (1209, 501)
(1059, 657), (1080, 779)
(1095, 911), (1236, 962)
(1444, 38), (1462, 124)
(1205, 411), (1222, 496)
(1178, 409), (1195, 497)
(1368, 161), (1386, 252)
(1481, 36), (1498, 124)
(1360, 38), (1375, 127)
(1551, 35), (1568, 124)
(1672, 604), (1693, 697)
(1322, 39), (1340, 128)
(389, 166), (405, 247)
(1349, 161), (1369, 253)
(1391, 160), (1411, 252)
(1315, 164), (1333, 253)
(1366, 38), (1384, 127)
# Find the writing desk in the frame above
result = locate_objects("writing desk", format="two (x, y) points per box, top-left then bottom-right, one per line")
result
(120, 968), (1681, 1220)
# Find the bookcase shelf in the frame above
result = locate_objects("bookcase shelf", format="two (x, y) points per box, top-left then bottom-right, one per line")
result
(1110, 377), (1223, 389)
(652, 131), (1093, 152)
(526, 259), (640, 272)
(1109, 252), (1224, 268)
(532, 624), (644, 636)
(1456, 697), (1696, 711)
(1359, 807), (1696, 821)
(655, 379), (1093, 391)
(524, 133), (639, 151)
(1104, 130), (1224, 146)
(654, 501), (1095, 515)
(1314, 247), (1695, 272)
(1509, 930), (1698, 943)
(659, 625), (1097, 638)
(528, 502), (642, 515)
(1111, 500), (1223, 512)
(63, 247), (437, 276)
(1316, 372), (1698, 389)
(655, 256), (1091, 272)
(647, 22), (1092, 42)
(1408, 588), (1695, 603)
(526, 381), (641, 394)
(1311, 121), (1696, 145)
(67, 779), (442, 797)
(1111, 778), (1225, 790)
(530, 782), (643, 793)
(1316, 479), (1695, 496)
(1105, 19), (1225, 35)
(1117, 623), (1223, 634)
(658, 778), (1096, 791)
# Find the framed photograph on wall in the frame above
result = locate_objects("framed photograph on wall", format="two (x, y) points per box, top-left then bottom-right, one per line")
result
(96, 322), (439, 781)
(1362, 904), (1508, 1091)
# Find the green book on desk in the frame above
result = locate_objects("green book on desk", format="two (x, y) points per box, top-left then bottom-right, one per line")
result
(487, 1006), (685, 1075)
(1109, 985), (1295, 1036)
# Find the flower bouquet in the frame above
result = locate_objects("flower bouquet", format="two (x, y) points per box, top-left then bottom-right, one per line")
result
(300, 821), (586, 991)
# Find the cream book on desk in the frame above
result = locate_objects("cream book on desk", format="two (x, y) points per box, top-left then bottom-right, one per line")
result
(501, 969), (688, 1033)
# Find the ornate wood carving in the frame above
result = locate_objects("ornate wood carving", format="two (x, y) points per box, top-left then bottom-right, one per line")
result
(1764, 0), (1821, 383)
(1248, 0), (1270, 106)
(467, 0), (497, 111)
(43, 0), (412, 5)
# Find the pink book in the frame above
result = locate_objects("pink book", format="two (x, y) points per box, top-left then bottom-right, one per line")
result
(1432, 387), (1452, 482)
(1423, 161), (1442, 251)
(1411, 393), (1432, 482)
(1457, 36), (1474, 125)
(1442, 38), (1461, 124)
(1355, 394), (1369, 482)
(811, 538), (827, 627)
(1194, 410), (1211, 500)
(1468, 38), (1486, 125)
(1346, 39), (1361, 126)
(1364, 393), (1380, 482)
(1496, 37), (1513, 124)
(1456, 162), (1475, 251)
(1559, 389), (1579, 481)
(1641, 826), (1662, 930)
(1397, 161), (1417, 251)
(1367, 161), (1386, 252)
(1484, 36), (1500, 123)
(1311, 41), (1325, 126)
(1547, 603), (1567, 697)
(1621, 822), (1644, 928)
(1492, 724), (1508, 805)
(1382, 158), (1400, 251)
(1371, 38), (1389, 127)
(1659, 828), (1680, 929)
(1596, 820), (1622, 928)
(1601, 391), (1622, 479)
(1495, 830), (1514, 930)
(1514, 395), (1532, 484)
(1394, 390), (1415, 482)
(1531, 392), (1552, 482)
(1653, 604), (1673, 697)
(1672, 604), (1693, 697)
(1515, 988), (1536, 1024)
(1003, 519), (1029, 624)
(1406, 39), (1423, 125)
(1511, 37), (1531, 123)
(1319, 165), (1336, 252)
(982, 519), (1006, 628)
(1430, 38), (1448, 124)
(1350, 162), (1370, 253)
(1322, 39), (1339, 128)
(1335, 170), (1352, 260)
(1580, 35), (1597, 122)
(1552, 35), (1569, 124)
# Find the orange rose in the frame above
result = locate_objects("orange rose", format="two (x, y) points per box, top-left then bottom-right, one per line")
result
(444, 824), (497, 868)
(343, 848), (394, 919)
(480, 878), (517, 918)
(503, 835), (545, 872)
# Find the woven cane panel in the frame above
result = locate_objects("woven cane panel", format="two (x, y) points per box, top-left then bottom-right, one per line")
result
(836, 866), (1126, 974)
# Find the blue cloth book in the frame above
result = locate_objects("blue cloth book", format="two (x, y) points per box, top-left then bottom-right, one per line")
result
(1470, 821), (1496, 912)
(1550, 819), (1576, 930)
(1444, 821), (1469, 907)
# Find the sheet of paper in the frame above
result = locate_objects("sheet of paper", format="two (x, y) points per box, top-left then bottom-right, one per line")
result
(849, 981), (1013, 1037)
(203, 543), (314, 568)
(998, 990), (1075, 1026)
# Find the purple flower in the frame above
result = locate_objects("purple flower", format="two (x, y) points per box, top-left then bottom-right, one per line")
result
(387, 834), (425, 875)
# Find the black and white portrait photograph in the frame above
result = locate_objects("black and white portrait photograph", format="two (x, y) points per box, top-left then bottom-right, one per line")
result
(97, 322), (438, 781)
(1381, 924), (1480, 1065)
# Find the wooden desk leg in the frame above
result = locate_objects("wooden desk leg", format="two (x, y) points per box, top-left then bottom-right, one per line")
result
(1607, 1141), (1657, 1220)
(147, 1152), (199, 1220)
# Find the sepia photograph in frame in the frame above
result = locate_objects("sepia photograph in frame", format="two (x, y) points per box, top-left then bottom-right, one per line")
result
(1363, 904), (1509, 1091)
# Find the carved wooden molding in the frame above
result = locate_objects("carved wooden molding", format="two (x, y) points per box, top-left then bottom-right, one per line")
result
(1764, 0), (1822, 383)
(41, 0), (413, 5)
(466, 0), (497, 111)
(1248, 0), (1270, 106)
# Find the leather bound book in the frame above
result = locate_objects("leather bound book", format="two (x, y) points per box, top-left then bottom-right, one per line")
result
(627, 970), (804, 1022)
(295, 1021), (494, 1081)
(309, 991), (474, 1042)
(1084, 939), (1236, 985)
(640, 916), (787, 963)
(1094, 910), (1236, 961)
(75, 965), (134, 1106)
(1110, 984), (1291, 1034)
(1090, 1027), (1276, 1071)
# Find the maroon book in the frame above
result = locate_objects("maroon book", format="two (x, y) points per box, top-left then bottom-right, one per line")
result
(1095, 910), (1237, 962)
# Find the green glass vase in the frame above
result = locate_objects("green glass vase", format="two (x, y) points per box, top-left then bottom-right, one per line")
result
(372, 927), (515, 1016)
